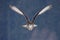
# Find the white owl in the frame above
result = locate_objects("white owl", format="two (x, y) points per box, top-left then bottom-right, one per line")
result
(9, 4), (52, 31)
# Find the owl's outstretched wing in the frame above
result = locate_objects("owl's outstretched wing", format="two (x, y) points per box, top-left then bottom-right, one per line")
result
(32, 5), (52, 22)
(9, 5), (30, 22)
(9, 5), (24, 16)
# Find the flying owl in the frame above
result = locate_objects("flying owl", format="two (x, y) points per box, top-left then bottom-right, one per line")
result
(9, 4), (52, 31)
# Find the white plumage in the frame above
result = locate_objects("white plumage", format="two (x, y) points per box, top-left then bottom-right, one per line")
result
(38, 5), (52, 15)
(9, 5), (24, 16)
(9, 4), (52, 31)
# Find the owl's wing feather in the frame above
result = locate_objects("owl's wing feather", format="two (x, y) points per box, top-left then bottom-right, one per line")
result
(38, 5), (52, 15)
(32, 5), (52, 22)
(9, 5), (24, 16)
(9, 5), (30, 22)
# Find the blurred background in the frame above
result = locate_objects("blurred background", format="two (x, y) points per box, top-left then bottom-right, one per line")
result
(0, 0), (60, 40)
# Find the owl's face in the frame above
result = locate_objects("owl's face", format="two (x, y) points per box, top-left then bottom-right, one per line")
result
(22, 24), (37, 30)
